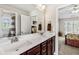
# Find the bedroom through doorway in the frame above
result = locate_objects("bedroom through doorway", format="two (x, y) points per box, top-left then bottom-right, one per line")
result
(58, 4), (79, 55)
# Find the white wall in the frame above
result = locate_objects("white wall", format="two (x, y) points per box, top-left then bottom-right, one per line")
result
(0, 4), (29, 15)
(59, 19), (65, 36)
(45, 4), (58, 54)
(45, 4), (62, 32)
(45, 4), (63, 55)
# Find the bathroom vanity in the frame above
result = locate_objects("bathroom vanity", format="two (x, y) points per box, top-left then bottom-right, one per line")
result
(0, 32), (55, 55)
(20, 33), (55, 55)
(20, 36), (55, 55)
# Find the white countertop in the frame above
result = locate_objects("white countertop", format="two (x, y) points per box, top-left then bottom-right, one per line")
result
(0, 32), (55, 55)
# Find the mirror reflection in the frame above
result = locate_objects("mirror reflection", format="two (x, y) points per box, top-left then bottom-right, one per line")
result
(0, 4), (56, 55)
(0, 4), (46, 38)
(0, 9), (16, 38)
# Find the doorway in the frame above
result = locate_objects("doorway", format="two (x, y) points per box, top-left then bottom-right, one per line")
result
(58, 4), (79, 55)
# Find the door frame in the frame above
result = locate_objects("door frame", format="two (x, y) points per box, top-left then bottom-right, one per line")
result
(55, 4), (70, 55)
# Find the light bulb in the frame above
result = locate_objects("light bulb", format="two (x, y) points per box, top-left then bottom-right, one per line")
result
(36, 4), (46, 11)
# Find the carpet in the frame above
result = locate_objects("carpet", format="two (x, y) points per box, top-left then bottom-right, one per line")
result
(58, 37), (79, 55)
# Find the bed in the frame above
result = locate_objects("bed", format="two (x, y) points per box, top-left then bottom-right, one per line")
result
(65, 34), (79, 48)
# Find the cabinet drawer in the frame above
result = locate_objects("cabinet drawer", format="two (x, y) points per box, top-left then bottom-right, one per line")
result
(41, 41), (47, 55)
(42, 46), (46, 50)
(26, 45), (40, 55)
(48, 38), (52, 43)
(42, 52), (47, 55)
(41, 48), (47, 55)
(47, 38), (52, 55)
(35, 52), (40, 55)
(41, 41), (47, 47)
(42, 48), (46, 52)
(52, 36), (55, 52)
(42, 41), (47, 45)
(42, 44), (46, 47)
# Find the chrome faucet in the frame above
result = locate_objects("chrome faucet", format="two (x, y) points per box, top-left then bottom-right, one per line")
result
(11, 36), (19, 43)
(40, 32), (44, 35)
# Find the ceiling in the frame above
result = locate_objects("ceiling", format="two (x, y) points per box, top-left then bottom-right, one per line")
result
(7, 4), (65, 17)
(9, 4), (37, 12)
(10, 4), (63, 13)
(59, 4), (79, 19)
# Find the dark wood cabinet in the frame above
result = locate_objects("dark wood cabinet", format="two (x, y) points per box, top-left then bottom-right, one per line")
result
(53, 36), (55, 52)
(41, 41), (47, 55)
(47, 38), (52, 55)
(20, 36), (55, 55)
(26, 45), (41, 55)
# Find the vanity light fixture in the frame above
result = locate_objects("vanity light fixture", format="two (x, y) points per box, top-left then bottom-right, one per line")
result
(36, 4), (46, 11)
(36, 4), (46, 31)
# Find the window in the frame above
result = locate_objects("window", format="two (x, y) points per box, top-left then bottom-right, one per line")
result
(64, 20), (79, 34)
(0, 10), (16, 37)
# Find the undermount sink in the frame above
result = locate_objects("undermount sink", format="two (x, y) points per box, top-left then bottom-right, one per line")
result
(0, 37), (32, 54)
(7, 40), (32, 52)
(0, 32), (54, 55)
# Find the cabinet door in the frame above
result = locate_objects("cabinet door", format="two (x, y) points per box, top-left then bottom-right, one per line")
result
(47, 38), (52, 55)
(26, 45), (40, 55)
(41, 41), (47, 55)
(52, 36), (55, 53)
(21, 15), (31, 34)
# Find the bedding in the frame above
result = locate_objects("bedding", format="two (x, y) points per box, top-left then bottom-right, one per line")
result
(65, 34), (79, 48)
(66, 34), (79, 40)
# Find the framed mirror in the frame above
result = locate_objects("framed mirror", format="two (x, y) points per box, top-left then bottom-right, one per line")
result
(0, 9), (16, 38)
(21, 10), (45, 35)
